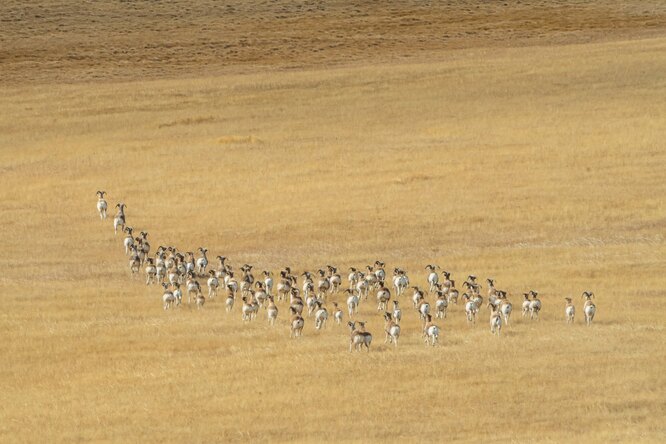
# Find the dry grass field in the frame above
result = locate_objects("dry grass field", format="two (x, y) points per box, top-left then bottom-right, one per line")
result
(1, 1), (666, 442)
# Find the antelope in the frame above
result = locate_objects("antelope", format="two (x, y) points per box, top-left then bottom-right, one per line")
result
(327, 265), (342, 294)
(393, 269), (409, 297)
(134, 237), (146, 265)
(425, 264), (439, 293)
(332, 302), (343, 325)
(582, 291), (596, 326)
(96, 191), (108, 219)
(267, 296), (278, 325)
(139, 231), (150, 257)
(498, 291), (512, 326)
(522, 293), (531, 317)
(186, 274), (201, 303)
(215, 256), (228, 278)
(195, 290), (205, 309)
(314, 301), (328, 330)
(263, 271), (274, 296)
(305, 290), (319, 317)
(317, 269), (331, 299)
(184, 252), (196, 275)
(155, 252), (166, 283)
(345, 289), (359, 317)
(440, 271), (452, 290)
(207, 270), (219, 298)
(392, 300), (402, 323)
(487, 278), (498, 298)
(196, 248), (208, 275)
(422, 314), (440, 346)
(348, 267), (359, 290)
(411, 286), (426, 308)
(447, 280), (459, 305)
(417, 299), (431, 321)
(144, 258), (157, 285)
(374, 261), (386, 283)
(383, 312), (400, 347)
(289, 306), (304, 338)
(376, 282), (391, 311)
(355, 275), (369, 300)
(564, 297), (575, 323)
(348, 321), (372, 352)
(435, 290), (448, 319)
(128, 245), (140, 274)
(225, 289), (235, 312)
(113, 203), (126, 235)
(364, 265), (378, 290)
(241, 296), (258, 321)
(277, 271), (293, 302)
(487, 303), (502, 336)
(253, 282), (268, 307)
(290, 290), (305, 316)
(529, 291), (541, 320)
(463, 293), (478, 325)
(123, 227), (134, 255)
(172, 282), (182, 306)
(162, 283), (176, 310)
(225, 272), (239, 295)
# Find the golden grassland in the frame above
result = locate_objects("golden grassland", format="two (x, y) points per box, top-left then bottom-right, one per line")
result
(1, 23), (666, 444)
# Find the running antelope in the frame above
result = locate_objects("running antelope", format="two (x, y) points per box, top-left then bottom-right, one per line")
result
(195, 290), (205, 309)
(392, 300), (402, 323)
(393, 269), (409, 297)
(123, 227), (134, 255)
(96, 191), (108, 219)
(289, 306), (305, 338)
(498, 291), (513, 326)
(488, 302), (502, 336)
(196, 248), (208, 275)
(113, 203), (126, 235)
(144, 258), (157, 285)
(332, 302), (343, 325)
(564, 297), (575, 323)
(376, 283), (391, 311)
(383, 312), (401, 347)
(348, 321), (372, 352)
(463, 293), (479, 325)
(425, 264), (439, 293)
(529, 291), (541, 320)
(267, 296), (278, 325)
(435, 290), (448, 319)
(422, 314), (440, 346)
(345, 289), (359, 317)
(582, 291), (596, 326)
(162, 283), (176, 310)
(314, 301), (328, 330)
(522, 293), (531, 317)
(207, 270), (219, 298)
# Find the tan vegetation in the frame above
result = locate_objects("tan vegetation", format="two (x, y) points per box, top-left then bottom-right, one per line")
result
(1, 1), (665, 442)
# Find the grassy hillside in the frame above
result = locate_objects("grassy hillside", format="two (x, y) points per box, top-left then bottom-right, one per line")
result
(1, 0), (665, 84)
(0, 4), (665, 442)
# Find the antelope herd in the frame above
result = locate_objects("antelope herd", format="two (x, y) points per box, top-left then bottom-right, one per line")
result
(96, 191), (598, 352)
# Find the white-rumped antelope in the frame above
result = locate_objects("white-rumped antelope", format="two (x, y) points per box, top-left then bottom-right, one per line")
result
(582, 291), (596, 326)
(289, 306), (304, 338)
(113, 203), (126, 235)
(348, 321), (372, 352)
(564, 297), (575, 323)
(332, 302), (343, 325)
(96, 191), (108, 219)
(383, 312), (400, 347)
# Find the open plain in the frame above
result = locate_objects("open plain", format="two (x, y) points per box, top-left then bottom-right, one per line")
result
(1, 1), (665, 442)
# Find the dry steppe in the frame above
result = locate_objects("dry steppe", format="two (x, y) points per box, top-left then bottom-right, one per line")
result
(0, 1), (665, 442)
